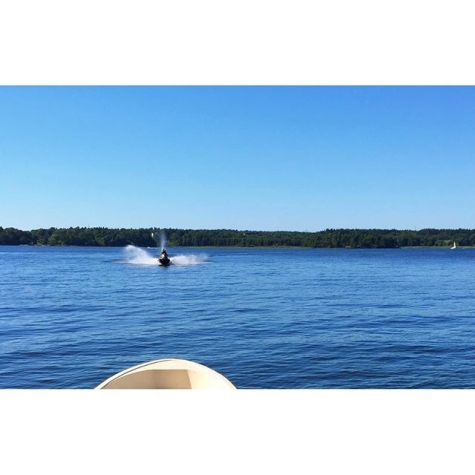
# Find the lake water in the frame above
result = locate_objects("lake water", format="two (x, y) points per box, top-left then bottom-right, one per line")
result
(1, 245), (475, 389)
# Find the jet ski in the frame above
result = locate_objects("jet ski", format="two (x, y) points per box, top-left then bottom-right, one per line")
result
(158, 248), (171, 266)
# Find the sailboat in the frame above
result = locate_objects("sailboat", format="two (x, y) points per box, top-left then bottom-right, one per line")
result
(451, 241), (457, 249)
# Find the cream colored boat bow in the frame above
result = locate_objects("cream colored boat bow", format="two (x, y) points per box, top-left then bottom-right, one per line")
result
(95, 358), (236, 389)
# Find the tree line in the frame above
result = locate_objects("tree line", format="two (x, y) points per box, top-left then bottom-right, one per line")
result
(1, 226), (475, 248)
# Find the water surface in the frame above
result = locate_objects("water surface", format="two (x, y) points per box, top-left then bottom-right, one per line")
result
(1, 245), (474, 388)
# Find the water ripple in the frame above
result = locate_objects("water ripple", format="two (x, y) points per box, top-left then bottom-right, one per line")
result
(1, 246), (475, 388)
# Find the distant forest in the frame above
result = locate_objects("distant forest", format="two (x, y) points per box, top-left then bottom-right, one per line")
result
(1, 226), (475, 248)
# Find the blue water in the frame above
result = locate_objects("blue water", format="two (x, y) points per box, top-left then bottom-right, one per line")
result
(1, 245), (475, 389)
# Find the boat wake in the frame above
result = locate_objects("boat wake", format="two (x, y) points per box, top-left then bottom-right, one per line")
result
(171, 254), (209, 266)
(123, 245), (157, 265)
(123, 245), (208, 266)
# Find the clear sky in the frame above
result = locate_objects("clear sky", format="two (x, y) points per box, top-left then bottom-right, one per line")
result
(1, 86), (474, 232)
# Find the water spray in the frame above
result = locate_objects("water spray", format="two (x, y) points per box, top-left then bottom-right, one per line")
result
(151, 231), (167, 250)
(159, 231), (167, 251)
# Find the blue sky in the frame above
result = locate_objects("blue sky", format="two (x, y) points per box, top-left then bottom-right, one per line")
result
(1, 86), (474, 231)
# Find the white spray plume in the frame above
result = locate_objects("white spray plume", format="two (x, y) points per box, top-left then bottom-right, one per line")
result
(159, 231), (167, 250)
(123, 245), (157, 265)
